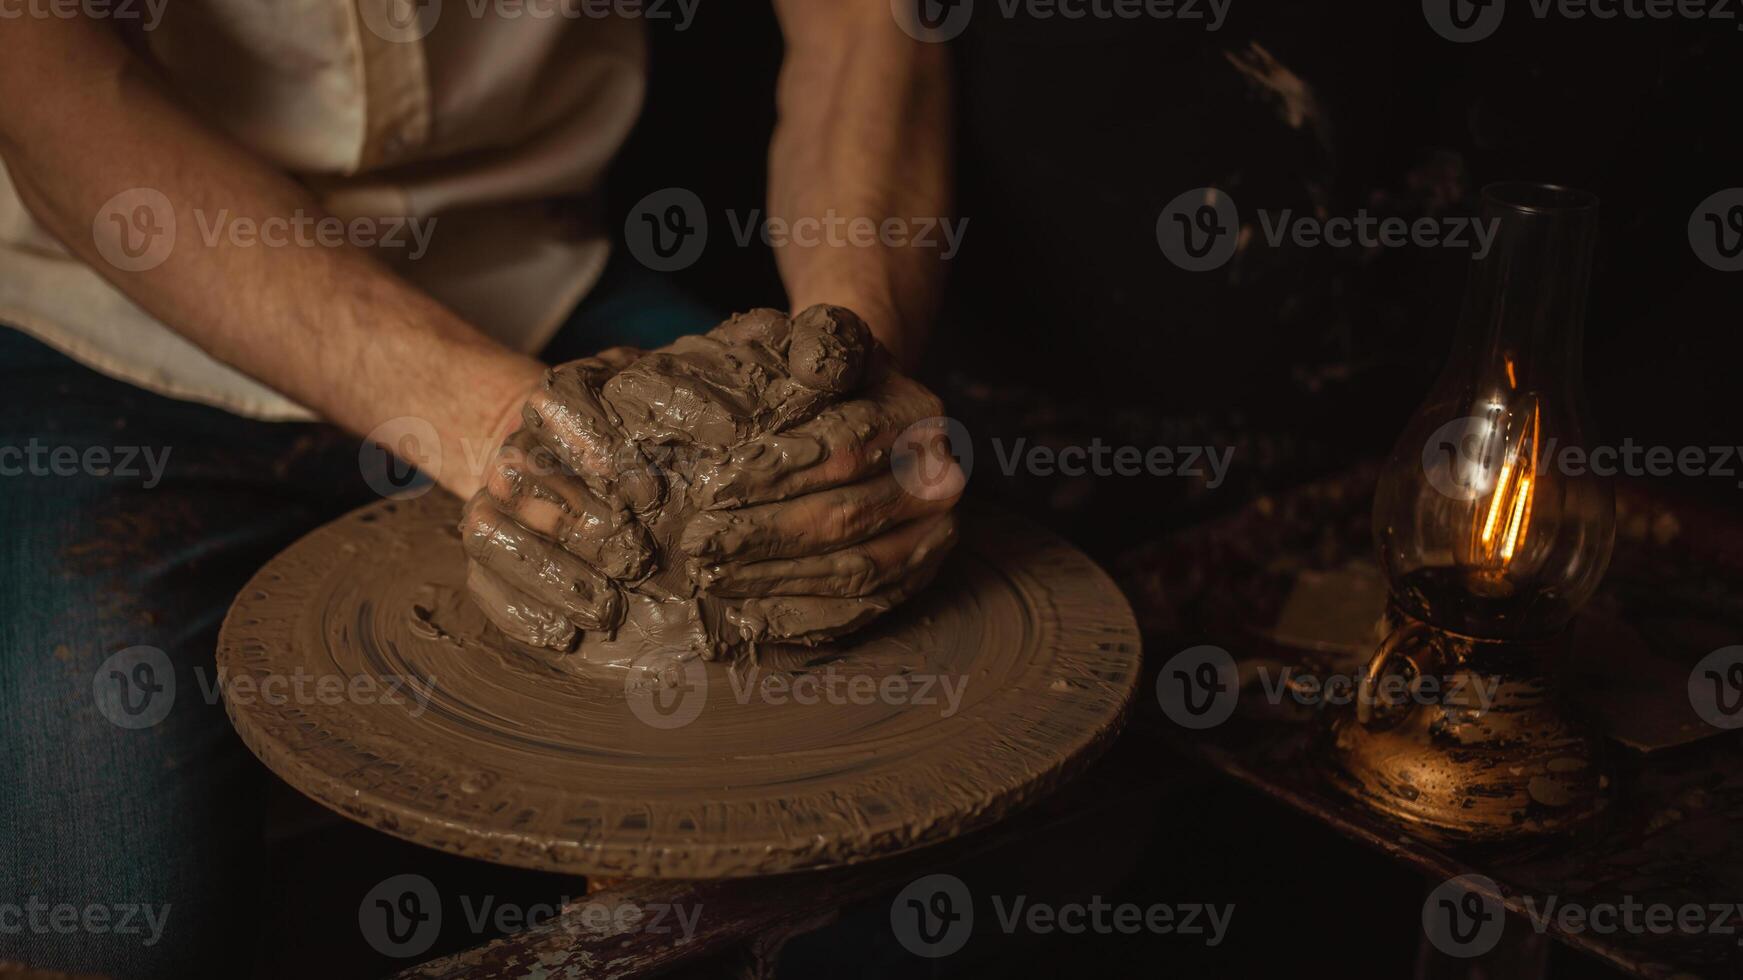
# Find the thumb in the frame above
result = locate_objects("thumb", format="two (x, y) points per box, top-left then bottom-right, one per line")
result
(787, 304), (874, 394)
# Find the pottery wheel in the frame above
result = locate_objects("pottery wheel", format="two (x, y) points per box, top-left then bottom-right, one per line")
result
(218, 494), (1141, 878)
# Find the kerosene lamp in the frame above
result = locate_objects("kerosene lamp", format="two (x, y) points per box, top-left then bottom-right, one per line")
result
(1333, 183), (1616, 845)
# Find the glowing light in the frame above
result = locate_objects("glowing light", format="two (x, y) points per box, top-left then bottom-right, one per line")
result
(1499, 476), (1533, 562)
(1471, 402), (1542, 571)
(1480, 455), (1515, 545)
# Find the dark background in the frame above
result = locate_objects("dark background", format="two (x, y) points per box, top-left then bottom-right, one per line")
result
(610, 0), (1743, 561)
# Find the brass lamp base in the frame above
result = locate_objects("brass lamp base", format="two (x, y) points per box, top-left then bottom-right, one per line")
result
(1330, 616), (1609, 848)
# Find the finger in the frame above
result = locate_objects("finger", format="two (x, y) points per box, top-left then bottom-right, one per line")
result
(523, 362), (623, 479)
(690, 372), (945, 508)
(720, 554), (946, 645)
(465, 560), (578, 652)
(697, 511), (957, 598)
(680, 472), (955, 563)
(787, 305), (873, 394)
(486, 431), (654, 580)
(460, 493), (623, 631)
(524, 362), (665, 515)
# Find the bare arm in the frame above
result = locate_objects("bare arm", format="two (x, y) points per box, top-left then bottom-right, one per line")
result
(769, 0), (954, 369)
(0, 16), (543, 498)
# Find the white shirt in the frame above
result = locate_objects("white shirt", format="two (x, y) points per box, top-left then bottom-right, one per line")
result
(0, 0), (646, 419)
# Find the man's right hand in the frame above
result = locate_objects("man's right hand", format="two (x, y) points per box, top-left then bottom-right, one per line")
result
(460, 346), (650, 651)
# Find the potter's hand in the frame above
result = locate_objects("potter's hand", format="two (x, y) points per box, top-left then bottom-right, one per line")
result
(460, 305), (957, 653)
(460, 346), (652, 651)
(618, 304), (960, 642)
(679, 361), (964, 618)
(457, 303), (882, 652)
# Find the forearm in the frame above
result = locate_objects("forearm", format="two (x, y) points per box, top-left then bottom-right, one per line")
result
(770, 0), (953, 369)
(0, 17), (540, 497)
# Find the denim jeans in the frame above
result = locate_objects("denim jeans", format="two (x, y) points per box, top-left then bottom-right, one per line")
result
(0, 257), (714, 978)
